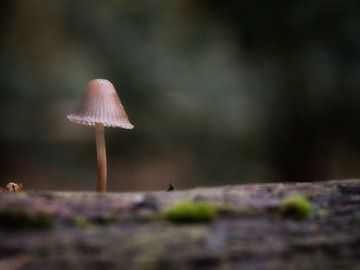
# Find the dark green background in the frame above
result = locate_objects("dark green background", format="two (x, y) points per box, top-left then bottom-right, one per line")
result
(1, 0), (360, 191)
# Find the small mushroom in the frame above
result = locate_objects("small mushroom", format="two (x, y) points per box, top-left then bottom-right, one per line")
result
(67, 79), (134, 192)
(5, 182), (23, 192)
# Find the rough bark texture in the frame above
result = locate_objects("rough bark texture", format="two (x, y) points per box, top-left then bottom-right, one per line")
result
(0, 180), (359, 270)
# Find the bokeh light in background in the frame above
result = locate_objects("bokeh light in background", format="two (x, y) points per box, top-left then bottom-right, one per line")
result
(0, 0), (360, 191)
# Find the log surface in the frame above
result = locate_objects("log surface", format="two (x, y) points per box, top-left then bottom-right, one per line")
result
(0, 180), (359, 270)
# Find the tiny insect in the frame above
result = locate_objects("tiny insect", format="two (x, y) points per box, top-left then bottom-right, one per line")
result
(167, 182), (175, 192)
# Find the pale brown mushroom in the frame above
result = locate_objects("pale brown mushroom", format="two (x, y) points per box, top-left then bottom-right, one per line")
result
(67, 79), (134, 192)
(6, 182), (23, 192)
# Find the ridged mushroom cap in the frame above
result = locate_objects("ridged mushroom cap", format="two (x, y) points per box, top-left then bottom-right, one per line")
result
(67, 79), (134, 128)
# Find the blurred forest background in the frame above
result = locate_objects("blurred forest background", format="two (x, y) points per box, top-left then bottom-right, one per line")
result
(0, 0), (360, 191)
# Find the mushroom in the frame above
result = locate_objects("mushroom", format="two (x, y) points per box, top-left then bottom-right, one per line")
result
(67, 79), (134, 192)
(6, 182), (23, 192)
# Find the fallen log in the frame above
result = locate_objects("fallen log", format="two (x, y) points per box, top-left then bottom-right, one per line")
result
(0, 179), (359, 270)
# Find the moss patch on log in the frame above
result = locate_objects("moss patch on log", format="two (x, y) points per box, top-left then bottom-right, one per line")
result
(162, 200), (231, 223)
(278, 193), (313, 220)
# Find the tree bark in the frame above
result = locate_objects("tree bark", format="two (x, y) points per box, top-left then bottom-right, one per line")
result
(0, 179), (359, 270)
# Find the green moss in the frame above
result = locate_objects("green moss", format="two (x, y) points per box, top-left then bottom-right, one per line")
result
(74, 216), (91, 228)
(162, 200), (221, 223)
(0, 208), (53, 230)
(278, 193), (313, 220)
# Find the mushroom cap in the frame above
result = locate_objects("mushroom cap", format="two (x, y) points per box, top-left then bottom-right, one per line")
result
(67, 79), (134, 128)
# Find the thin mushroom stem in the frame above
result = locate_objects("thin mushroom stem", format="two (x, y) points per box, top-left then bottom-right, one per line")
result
(95, 123), (107, 192)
